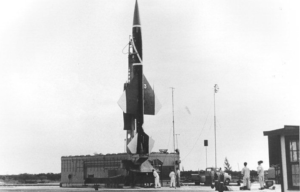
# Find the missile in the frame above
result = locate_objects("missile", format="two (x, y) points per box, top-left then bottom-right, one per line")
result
(118, 0), (161, 156)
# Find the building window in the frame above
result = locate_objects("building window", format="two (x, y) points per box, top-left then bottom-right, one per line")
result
(286, 136), (300, 190)
(290, 140), (299, 162)
(290, 140), (299, 187)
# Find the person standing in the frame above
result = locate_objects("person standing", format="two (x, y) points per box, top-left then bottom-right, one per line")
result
(169, 170), (176, 188)
(176, 168), (181, 187)
(217, 168), (225, 192)
(257, 161), (264, 190)
(152, 169), (161, 188)
(241, 162), (251, 190)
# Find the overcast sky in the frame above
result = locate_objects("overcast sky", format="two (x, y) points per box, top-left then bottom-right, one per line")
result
(0, 0), (299, 175)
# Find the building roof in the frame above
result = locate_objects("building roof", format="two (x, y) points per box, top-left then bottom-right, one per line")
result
(263, 125), (299, 136)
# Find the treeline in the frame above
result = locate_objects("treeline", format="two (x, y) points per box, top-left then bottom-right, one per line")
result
(224, 170), (258, 177)
(181, 170), (258, 176)
(0, 173), (61, 183)
(181, 170), (258, 182)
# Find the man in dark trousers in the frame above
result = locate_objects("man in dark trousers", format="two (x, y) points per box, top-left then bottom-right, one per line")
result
(215, 168), (225, 192)
(241, 162), (251, 190)
(176, 168), (180, 187)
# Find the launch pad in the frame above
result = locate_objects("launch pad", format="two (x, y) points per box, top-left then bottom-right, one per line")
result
(60, 152), (179, 188)
(60, 0), (180, 188)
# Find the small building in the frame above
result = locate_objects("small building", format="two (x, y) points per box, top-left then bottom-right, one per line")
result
(264, 125), (299, 192)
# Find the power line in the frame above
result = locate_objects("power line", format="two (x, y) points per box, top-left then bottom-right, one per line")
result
(181, 101), (213, 161)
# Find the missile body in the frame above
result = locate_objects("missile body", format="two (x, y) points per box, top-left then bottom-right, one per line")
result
(132, 0), (144, 136)
(118, 0), (161, 157)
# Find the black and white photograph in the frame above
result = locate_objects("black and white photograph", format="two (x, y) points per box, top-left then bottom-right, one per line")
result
(0, 0), (299, 191)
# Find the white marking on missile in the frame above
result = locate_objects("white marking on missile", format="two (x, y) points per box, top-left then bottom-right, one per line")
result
(131, 39), (143, 64)
(132, 25), (141, 27)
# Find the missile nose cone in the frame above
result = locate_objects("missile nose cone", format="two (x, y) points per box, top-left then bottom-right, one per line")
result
(133, 0), (141, 26)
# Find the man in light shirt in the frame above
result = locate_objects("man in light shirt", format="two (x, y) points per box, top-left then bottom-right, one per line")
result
(152, 169), (161, 188)
(169, 170), (176, 188)
(257, 160), (264, 190)
(241, 162), (251, 190)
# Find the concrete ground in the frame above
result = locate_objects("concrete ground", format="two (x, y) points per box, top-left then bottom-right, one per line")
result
(0, 183), (281, 192)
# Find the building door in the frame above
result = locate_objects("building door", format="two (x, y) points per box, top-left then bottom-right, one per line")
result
(286, 136), (299, 190)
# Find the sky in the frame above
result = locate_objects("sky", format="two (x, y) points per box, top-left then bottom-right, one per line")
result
(0, 0), (299, 175)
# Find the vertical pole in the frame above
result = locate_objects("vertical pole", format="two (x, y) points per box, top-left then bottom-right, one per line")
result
(206, 147), (207, 168)
(214, 85), (217, 168)
(172, 88), (175, 154)
(175, 134), (180, 149)
(124, 139), (126, 152)
(170, 87), (176, 189)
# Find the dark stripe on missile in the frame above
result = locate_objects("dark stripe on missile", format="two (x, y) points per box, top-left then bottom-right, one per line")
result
(132, 64), (144, 133)
(137, 131), (149, 155)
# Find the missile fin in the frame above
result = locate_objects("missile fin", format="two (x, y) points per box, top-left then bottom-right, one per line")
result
(127, 133), (138, 154)
(149, 137), (155, 153)
(143, 75), (161, 115)
(140, 160), (154, 172)
(118, 91), (127, 113)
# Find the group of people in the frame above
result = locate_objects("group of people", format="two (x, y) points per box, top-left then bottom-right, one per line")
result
(152, 168), (180, 188)
(152, 160), (265, 190)
(241, 160), (265, 190)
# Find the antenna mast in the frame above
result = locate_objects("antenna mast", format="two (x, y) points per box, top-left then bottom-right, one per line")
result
(170, 87), (176, 188)
(214, 84), (219, 168)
